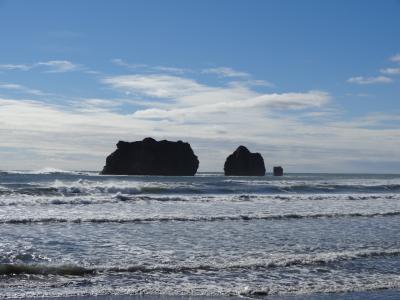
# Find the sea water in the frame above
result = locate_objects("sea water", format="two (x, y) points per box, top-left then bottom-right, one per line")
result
(0, 170), (400, 298)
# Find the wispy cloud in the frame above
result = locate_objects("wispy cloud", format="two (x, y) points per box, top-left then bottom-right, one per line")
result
(111, 58), (189, 75)
(36, 60), (80, 73)
(202, 67), (250, 78)
(0, 64), (32, 71)
(0, 83), (46, 96)
(347, 76), (393, 85)
(103, 74), (328, 123)
(380, 67), (400, 75)
(103, 74), (207, 98)
(202, 67), (274, 87)
(390, 53), (400, 63)
(71, 98), (134, 113)
(111, 58), (147, 69)
(132, 90), (329, 120)
(151, 66), (189, 74)
(0, 60), (80, 73)
(103, 74), (279, 104)
(346, 53), (400, 85)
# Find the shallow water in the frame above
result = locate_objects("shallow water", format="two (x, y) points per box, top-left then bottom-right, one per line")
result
(1, 171), (400, 298)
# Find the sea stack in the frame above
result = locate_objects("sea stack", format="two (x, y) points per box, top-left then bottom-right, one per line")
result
(101, 138), (199, 176)
(224, 146), (266, 176)
(273, 166), (283, 176)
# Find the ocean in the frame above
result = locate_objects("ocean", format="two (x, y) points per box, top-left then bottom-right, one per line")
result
(0, 170), (400, 299)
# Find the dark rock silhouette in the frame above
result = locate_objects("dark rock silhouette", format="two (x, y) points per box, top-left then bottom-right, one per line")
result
(101, 138), (199, 175)
(273, 166), (283, 176)
(224, 146), (266, 176)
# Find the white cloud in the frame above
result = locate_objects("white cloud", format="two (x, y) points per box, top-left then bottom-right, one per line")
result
(36, 60), (79, 73)
(71, 98), (122, 113)
(202, 67), (250, 78)
(0, 60), (80, 73)
(111, 58), (147, 69)
(0, 64), (32, 71)
(0, 83), (46, 96)
(380, 67), (400, 75)
(103, 74), (208, 98)
(347, 76), (393, 85)
(111, 59), (189, 75)
(132, 90), (329, 120)
(102, 74), (327, 119)
(390, 53), (400, 63)
(152, 66), (188, 74)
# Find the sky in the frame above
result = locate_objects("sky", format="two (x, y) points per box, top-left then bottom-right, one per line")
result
(0, 0), (400, 173)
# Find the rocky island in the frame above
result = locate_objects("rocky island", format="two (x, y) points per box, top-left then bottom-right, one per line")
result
(101, 138), (199, 175)
(273, 166), (284, 176)
(224, 146), (266, 176)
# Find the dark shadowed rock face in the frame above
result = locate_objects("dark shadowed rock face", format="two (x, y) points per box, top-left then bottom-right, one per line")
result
(224, 146), (266, 176)
(101, 138), (199, 176)
(273, 166), (283, 176)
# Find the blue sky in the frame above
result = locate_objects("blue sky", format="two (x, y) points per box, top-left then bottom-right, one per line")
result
(0, 0), (400, 172)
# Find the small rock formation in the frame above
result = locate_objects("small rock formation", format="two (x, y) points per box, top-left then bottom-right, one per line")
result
(224, 146), (266, 176)
(101, 138), (199, 176)
(273, 166), (283, 176)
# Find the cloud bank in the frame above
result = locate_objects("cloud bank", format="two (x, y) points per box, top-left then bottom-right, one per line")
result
(0, 63), (399, 173)
(0, 54), (399, 172)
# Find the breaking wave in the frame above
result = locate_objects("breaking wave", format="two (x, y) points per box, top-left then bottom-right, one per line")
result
(60, 192), (400, 203)
(0, 192), (399, 207)
(50, 179), (205, 196)
(1, 211), (399, 224)
(1, 248), (399, 276)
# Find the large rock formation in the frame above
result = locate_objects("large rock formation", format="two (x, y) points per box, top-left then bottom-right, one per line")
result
(101, 138), (199, 176)
(224, 146), (266, 176)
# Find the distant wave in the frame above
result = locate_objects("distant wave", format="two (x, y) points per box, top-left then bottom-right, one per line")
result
(1, 211), (400, 224)
(2, 177), (400, 203)
(1, 248), (399, 276)
(224, 178), (400, 193)
(50, 179), (208, 196)
(0, 180), (205, 197)
(3, 168), (91, 175)
(0, 194), (196, 206)
(0, 192), (399, 207)
(2, 178), (400, 198)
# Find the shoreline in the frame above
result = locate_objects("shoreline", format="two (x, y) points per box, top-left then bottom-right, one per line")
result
(7, 289), (400, 300)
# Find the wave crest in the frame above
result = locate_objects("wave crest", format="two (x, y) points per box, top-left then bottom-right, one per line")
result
(1, 211), (399, 224)
(1, 248), (399, 276)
